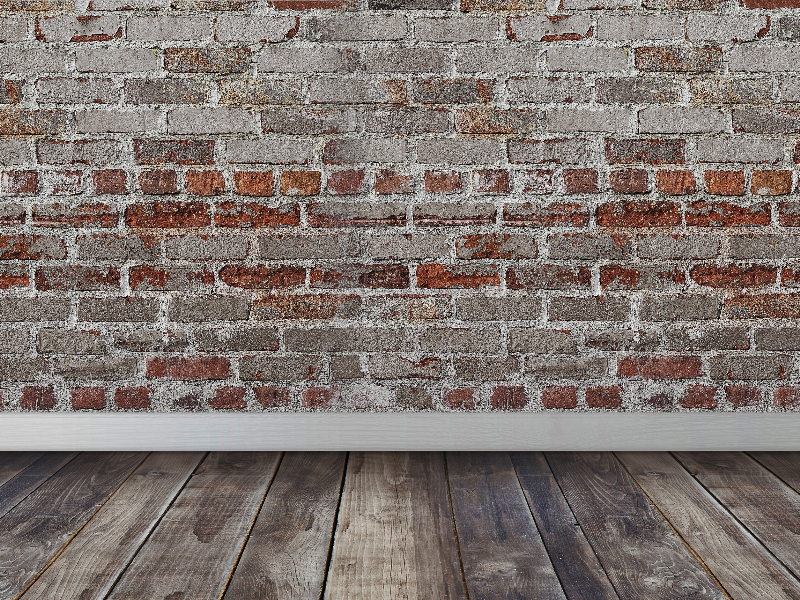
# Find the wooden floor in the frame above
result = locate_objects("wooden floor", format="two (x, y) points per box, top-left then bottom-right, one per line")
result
(1, 453), (800, 599)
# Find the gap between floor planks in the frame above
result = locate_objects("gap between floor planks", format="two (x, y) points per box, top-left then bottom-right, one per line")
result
(1, 452), (800, 600)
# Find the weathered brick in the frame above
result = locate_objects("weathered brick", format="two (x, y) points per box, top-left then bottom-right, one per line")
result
(129, 265), (214, 291)
(526, 357), (607, 379)
(597, 78), (681, 105)
(209, 387), (246, 410)
(185, 170), (225, 196)
(549, 296), (630, 321)
(331, 356), (363, 380)
(309, 80), (405, 106)
(723, 294), (800, 319)
(600, 264), (685, 290)
(489, 385), (528, 410)
(114, 387), (151, 410)
(752, 171), (792, 196)
(125, 202), (211, 228)
(417, 264), (500, 289)
(508, 138), (591, 165)
(516, 170), (554, 195)
(0, 49), (66, 74)
(310, 264), (410, 289)
(638, 234), (719, 260)
(37, 78), (116, 104)
(639, 107), (726, 134)
(690, 78), (773, 106)
(0, 110), (69, 136)
(415, 202), (495, 226)
(680, 385), (717, 409)
(456, 107), (540, 135)
(640, 295), (720, 321)
(414, 78), (493, 104)
(71, 387), (106, 410)
(220, 265), (304, 289)
(169, 296), (249, 322)
(709, 355), (792, 381)
(696, 138), (783, 164)
(253, 386), (290, 408)
(636, 46), (722, 73)
(375, 169), (412, 194)
(443, 388), (476, 410)
(775, 387), (800, 409)
(598, 201), (681, 227)
(508, 265), (591, 290)
(597, 15), (682, 40)
(165, 48), (251, 74)
(364, 295), (451, 322)
(36, 266), (120, 291)
(253, 294), (361, 320)
(134, 139), (214, 166)
(686, 201), (770, 227)
(0, 204), (24, 226)
(369, 355), (442, 380)
(755, 328), (800, 352)
(79, 298), (159, 322)
(33, 203), (117, 228)
(455, 357), (519, 381)
(310, 201), (405, 227)
(424, 171), (461, 194)
(690, 264), (776, 288)
(215, 15), (298, 42)
(220, 80), (302, 107)
(541, 386), (577, 409)
(548, 233), (631, 260)
(605, 139), (685, 165)
(456, 296), (541, 321)
(126, 79), (212, 105)
(506, 202), (588, 227)
(609, 170), (649, 194)
(509, 15), (591, 41)
(1, 171), (38, 195)
(456, 234), (536, 259)
(20, 386), (56, 410)
(508, 328), (576, 354)
(287, 328), (409, 353)
(92, 170), (127, 195)
(0, 265), (28, 288)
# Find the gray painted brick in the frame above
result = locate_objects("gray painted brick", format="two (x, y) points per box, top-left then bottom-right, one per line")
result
(729, 48), (800, 72)
(366, 234), (449, 260)
(259, 234), (360, 259)
(686, 16), (767, 42)
(639, 107), (727, 134)
(37, 329), (104, 355)
(36, 15), (121, 42)
(227, 140), (315, 164)
(781, 77), (800, 103)
(37, 140), (126, 165)
(640, 295), (721, 321)
(114, 329), (188, 353)
(456, 48), (540, 73)
(507, 77), (592, 104)
(259, 48), (345, 73)
(508, 138), (592, 164)
(215, 15), (297, 42)
(597, 15), (682, 40)
(525, 357), (608, 379)
(0, 329), (29, 354)
(0, 19), (27, 42)
(696, 138), (784, 164)
(0, 298), (69, 322)
(79, 298), (159, 322)
(755, 328), (800, 352)
(456, 296), (541, 321)
(547, 48), (628, 72)
(308, 15), (406, 41)
(0, 141), (29, 165)
(709, 355), (793, 381)
(37, 78), (118, 104)
(195, 327), (279, 352)
(417, 139), (504, 164)
(126, 79), (213, 105)
(166, 235), (249, 260)
(638, 234), (720, 260)
(415, 17), (499, 42)
(128, 16), (212, 41)
(168, 108), (259, 135)
(548, 296), (631, 321)
(240, 356), (324, 381)
(0, 358), (50, 381)
(730, 235), (800, 259)
(54, 358), (137, 380)
(76, 49), (158, 73)
(455, 357), (519, 380)
(364, 49), (450, 73)
(76, 110), (160, 134)
(286, 328), (411, 352)
(169, 296), (249, 322)
(508, 328), (577, 354)
(365, 109), (449, 135)
(324, 139), (406, 164)
(509, 15), (591, 41)
(420, 327), (502, 354)
(309, 78), (405, 104)
(0, 49), (66, 73)
(547, 108), (632, 133)
(548, 234), (632, 260)
(77, 234), (160, 261)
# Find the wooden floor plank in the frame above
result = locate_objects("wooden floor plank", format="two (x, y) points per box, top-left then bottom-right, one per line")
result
(510, 452), (620, 600)
(224, 452), (346, 600)
(0, 453), (78, 521)
(546, 452), (725, 600)
(0, 454), (45, 491)
(105, 452), (281, 600)
(19, 452), (205, 600)
(325, 452), (464, 600)
(748, 452), (800, 493)
(0, 452), (147, 600)
(447, 452), (566, 600)
(617, 452), (800, 600)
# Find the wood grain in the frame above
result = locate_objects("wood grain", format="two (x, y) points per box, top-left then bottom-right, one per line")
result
(618, 452), (800, 600)
(105, 452), (281, 600)
(447, 452), (566, 600)
(546, 452), (725, 600)
(0, 452), (147, 599)
(0, 454), (44, 491)
(224, 452), (346, 600)
(20, 452), (205, 600)
(510, 452), (620, 600)
(748, 452), (800, 493)
(325, 452), (464, 600)
(0, 453), (78, 521)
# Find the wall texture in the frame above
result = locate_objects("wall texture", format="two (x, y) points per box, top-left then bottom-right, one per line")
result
(0, 0), (799, 412)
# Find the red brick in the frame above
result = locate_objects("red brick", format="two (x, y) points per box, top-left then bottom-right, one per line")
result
(147, 356), (230, 381)
(636, 46), (723, 73)
(781, 268), (800, 287)
(520, 169), (553, 194)
(742, 0), (800, 8)
(656, 170), (697, 195)
(114, 387), (151, 410)
(597, 201), (681, 227)
(92, 169), (127, 195)
(1, 170), (38, 195)
(0, 235), (65, 260)
(605, 138), (685, 165)
(617, 355), (703, 379)
(51, 170), (82, 195)
(586, 386), (622, 409)
(647, 393), (673, 410)
(233, 171), (274, 196)
(443, 388), (476, 410)
(680, 385), (717, 409)
(779, 202), (800, 227)
(504, 202), (590, 227)
(302, 386), (336, 409)
(32, 203), (117, 228)
(704, 170), (745, 196)
(253, 294), (360, 319)
(133, 139), (214, 165)
(424, 170), (461, 194)
(70, 387), (106, 410)
(507, 265), (591, 289)
(472, 169), (510, 194)
(0, 109), (67, 136)
(215, 201), (300, 228)
(690, 264), (776, 288)
(0, 80), (21, 104)
(0, 266), (29, 289)
(600, 264), (685, 289)
(541, 386), (577, 409)
(417, 264), (500, 289)
(458, 234), (538, 260)
(490, 385), (528, 410)
(686, 201), (771, 227)
(125, 201), (211, 228)
(185, 170), (225, 196)
(210, 386), (246, 409)
(129, 265), (214, 290)
(774, 386), (800, 408)
(21, 386), (56, 410)
(280, 170), (321, 196)
(164, 48), (251, 74)
(139, 170), (178, 195)
(723, 294), (800, 319)
(310, 265), (409, 289)
(455, 107), (539, 134)
(725, 385), (761, 408)
(563, 169), (598, 194)
(255, 386), (291, 408)
(327, 170), (365, 195)
(609, 169), (649, 194)
(751, 170), (792, 196)
(220, 264), (305, 289)
(35, 265), (120, 291)
(374, 169), (412, 195)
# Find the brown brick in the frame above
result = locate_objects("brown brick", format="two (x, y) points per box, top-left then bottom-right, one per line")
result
(443, 388), (476, 410)
(424, 170), (462, 194)
(35, 265), (120, 291)
(656, 170), (697, 195)
(71, 387), (106, 410)
(472, 169), (510, 194)
(507, 265), (590, 289)
(125, 202), (211, 228)
(327, 170), (365, 195)
(215, 201), (300, 228)
(375, 169), (412, 194)
(724, 294), (800, 319)
(209, 386), (246, 409)
(92, 169), (127, 195)
(21, 386), (56, 410)
(185, 170), (225, 196)
(541, 386), (577, 409)
(586, 386), (622, 409)
(280, 171), (321, 196)
(774, 386), (800, 408)
(233, 171), (274, 196)
(686, 201), (771, 227)
(417, 264), (500, 289)
(115, 387), (150, 410)
(139, 170), (178, 195)
(33, 203), (117, 228)
(690, 264), (777, 288)
(0, 235), (65, 260)
(636, 47), (723, 73)
(680, 385), (717, 409)
(490, 385), (528, 410)
(504, 202), (589, 227)
(1, 171), (38, 195)
(704, 170), (745, 196)
(254, 386), (291, 408)
(310, 264), (409, 289)
(751, 170), (792, 196)
(0, 265), (29, 288)
(617, 355), (703, 379)
(220, 264), (305, 289)
(457, 234), (538, 260)
(134, 139), (214, 165)
(147, 356), (230, 380)
(725, 385), (761, 407)
(597, 202), (681, 227)
(563, 169), (598, 194)
(302, 386), (335, 409)
(0, 109), (68, 136)
(609, 169), (648, 194)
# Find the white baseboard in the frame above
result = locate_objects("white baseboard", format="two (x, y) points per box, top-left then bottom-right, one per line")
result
(0, 413), (797, 450)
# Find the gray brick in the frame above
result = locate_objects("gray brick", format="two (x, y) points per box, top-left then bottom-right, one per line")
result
(598, 15), (682, 40)
(366, 234), (449, 260)
(0, 329), (28, 354)
(166, 235), (249, 260)
(324, 139), (406, 164)
(36, 15), (121, 42)
(709, 355), (792, 381)
(364, 49), (450, 73)
(310, 202), (406, 227)
(79, 298), (159, 322)
(456, 296), (541, 321)
(0, 49), (66, 74)
(779, 17), (800, 41)
(596, 78), (681, 104)
(260, 234), (360, 260)
(369, 354), (442, 379)
(0, 141), (29, 165)
(128, 16), (211, 41)
(76, 110), (160, 134)
(0, 298), (69, 322)
(215, 15), (297, 42)
(0, 236), (65, 260)
(227, 140), (315, 164)
(363, 295), (450, 321)
(331, 355), (363, 380)
(114, 329), (188, 352)
(456, 48), (540, 73)
(420, 327), (502, 354)
(169, 296), (249, 322)
(308, 15), (406, 41)
(508, 138), (591, 164)
(729, 48), (800, 73)
(36, 78), (118, 104)
(262, 108), (357, 135)
(755, 328), (800, 352)
(686, 16), (767, 42)
(125, 79), (212, 105)
(76, 49), (158, 73)
(414, 202), (496, 225)
(54, 358), (136, 380)
(455, 357), (519, 380)
(0, 19), (27, 42)
(77, 234), (160, 261)
(37, 328), (104, 355)
(0, 358), (50, 381)
(507, 77), (592, 104)
(585, 329), (659, 352)
(240, 356), (324, 381)
(695, 138), (784, 164)
(547, 108), (632, 133)
(691, 78), (773, 106)
(195, 327), (279, 352)
(168, 108), (258, 135)
(37, 140), (125, 165)
(637, 234), (720, 260)
(547, 48), (628, 72)
(548, 234), (632, 260)
(733, 107), (800, 135)
(729, 235), (800, 259)
(525, 357), (608, 379)
(251, 294), (361, 321)
(667, 327), (749, 351)
(509, 15), (591, 41)
(395, 386), (433, 410)
(415, 17), (498, 42)
(259, 48), (345, 74)
(370, 0), (452, 7)
(417, 139), (503, 165)
(640, 295), (721, 321)
(639, 107), (727, 134)
(508, 328), (576, 354)
(549, 296), (630, 322)
(130, 266), (214, 292)
(286, 328), (410, 353)
(309, 79), (406, 104)
(365, 109), (449, 135)
(455, 234), (537, 259)
(781, 78), (800, 103)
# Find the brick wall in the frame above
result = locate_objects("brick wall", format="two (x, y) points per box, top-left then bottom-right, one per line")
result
(0, 0), (798, 412)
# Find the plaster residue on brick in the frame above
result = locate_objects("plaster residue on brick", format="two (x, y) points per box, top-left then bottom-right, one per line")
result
(0, 0), (799, 412)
